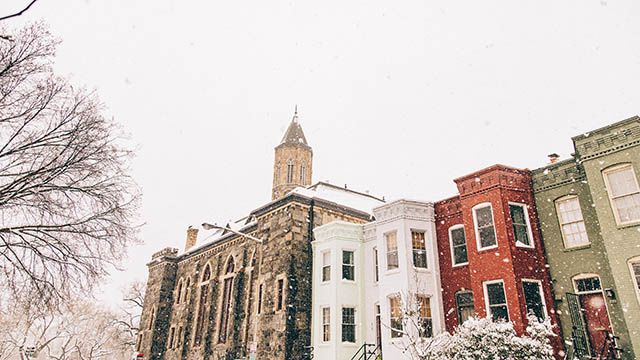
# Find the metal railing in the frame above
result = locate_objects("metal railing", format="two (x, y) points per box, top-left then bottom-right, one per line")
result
(349, 343), (381, 360)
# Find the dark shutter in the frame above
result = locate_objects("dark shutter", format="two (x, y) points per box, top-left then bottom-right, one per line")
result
(566, 293), (590, 358)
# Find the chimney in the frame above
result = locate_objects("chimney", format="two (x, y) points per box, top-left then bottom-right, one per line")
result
(185, 226), (199, 252)
(548, 153), (560, 164)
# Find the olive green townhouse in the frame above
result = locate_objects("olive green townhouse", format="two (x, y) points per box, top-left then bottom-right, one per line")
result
(532, 116), (640, 359)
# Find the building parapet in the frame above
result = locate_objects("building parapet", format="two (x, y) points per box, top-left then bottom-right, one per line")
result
(531, 158), (585, 192)
(572, 115), (640, 161)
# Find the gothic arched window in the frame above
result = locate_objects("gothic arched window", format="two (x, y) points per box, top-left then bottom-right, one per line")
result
(286, 160), (294, 183)
(193, 264), (211, 345)
(300, 164), (306, 183)
(175, 279), (183, 304)
(218, 256), (236, 343)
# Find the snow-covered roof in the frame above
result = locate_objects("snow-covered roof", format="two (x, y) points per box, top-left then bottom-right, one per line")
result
(182, 182), (383, 256)
(290, 182), (385, 215)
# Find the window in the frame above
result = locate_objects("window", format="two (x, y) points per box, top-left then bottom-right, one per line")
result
(276, 278), (285, 311)
(148, 307), (155, 330)
(473, 204), (497, 250)
(455, 291), (475, 325)
(136, 333), (143, 352)
(301, 165), (306, 183)
(389, 296), (403, 338)
(412, 231), (428, 269)
(373, 248), (379, 283)
(484, 280), (509, 321)
(194, 265), (212, 345)
(175, 280), (183, 304)
(322, 251), (331, 282)
(257, 284), (263, 314)
(286, 160), (294, 183)
(341, 307), (356, 343)
(386, 232), (398, 270)
(603, 164), (640, 224)
(556, 196), (590, 248)
(417, 295), (432, 338)
(176, 326), (183, 348)
(322, 307), (331, 342)
(509, 203), (533, 247)
(522, 280), (547, 320)
(342, 250), (355, 281)
(168, 327), (175, 349)
(574, 276), (602, 293)
(449, 225), (468, 266)
(629, 258), (640, 304)
(218, 258), (235, 344)
(184, 277), (191, 304)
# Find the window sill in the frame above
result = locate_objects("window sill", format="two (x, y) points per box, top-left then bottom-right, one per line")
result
(320, 281), (330, 285)
(563, 244), (591, 252)
(614, 220), (640, 229)
(413, 267), (430, 272)
(341, 342), (359, 346)
(340, 279), (357, 284)
(385, 269), (401, 276)
(515, 243), (535, 250)
(477, 245), (499, 252)
(452, 262), (469, 268)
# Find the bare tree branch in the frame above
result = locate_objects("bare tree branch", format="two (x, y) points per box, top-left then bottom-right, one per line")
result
(0, 1), (39, 22)
(0, 23), (141, 311)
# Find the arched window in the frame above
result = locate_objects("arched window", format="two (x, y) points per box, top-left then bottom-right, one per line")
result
(286, 160), (294, 183)
(300, 164), (306, 183)
(193, 264), (211, 345)
(175, 279), (183, 304)
(184, 277), (191, 304)
(219, 256), (236, 343)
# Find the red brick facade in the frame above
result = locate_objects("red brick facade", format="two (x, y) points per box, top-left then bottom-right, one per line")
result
(435, 165), (562, 353)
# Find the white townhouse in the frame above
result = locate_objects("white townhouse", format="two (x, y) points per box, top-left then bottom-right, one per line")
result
(311, 200), (445, 360)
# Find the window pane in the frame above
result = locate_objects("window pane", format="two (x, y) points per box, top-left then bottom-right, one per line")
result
(386, 232), (398, 270)
(417, 296), (432, 338)
(342, 251), (355, 281)
(607, 167), (639, 197)
(490, 305), (509, 321)
(479, 227), (496, 248)
(456, 292), (474, 325)
(514, 224), (530, 245)
(322, 307), (330, 342)
(476, 206), (493, 227)
(510, 204), (531, 246)
(575, 277), (601, 293)
(523, 281), (546, 320)
(487, 283), (506, 305)
(509, 204), (526, 224)
(632, 261), (640, 291)
(342, 308), (356, 343)
(613, 193), (640, 223)
(412, 232), (428, 269)
(389, 297), (403, 338)
(451, 227), (468, 265)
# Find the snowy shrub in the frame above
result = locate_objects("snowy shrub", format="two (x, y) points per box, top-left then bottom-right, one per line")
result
(425, 314), (555, 360)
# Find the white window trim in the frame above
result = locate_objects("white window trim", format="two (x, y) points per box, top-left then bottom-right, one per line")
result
(572, 273), (603, 295)
(508, 202), (535, 249)
(472, 202), (498, 251)
(603, 163), (640, 226)
(321, 250), (331, 284)
(387, 294), (404, 339)
(483, 279), (509, 321)
(340, 306), (357, 344)
(341, 248), (357, 283)
(521, 278), (548, 320)
(384, 231), (400, 272)
(410, 229), (429, 270)
(628, 257), (640, 306)
(373, 247), (379, 284)
(416, 294), (433, 338)
(320, 305), (331, 343)
(555, 195), (590, 249)
(448, 224), (468, 267)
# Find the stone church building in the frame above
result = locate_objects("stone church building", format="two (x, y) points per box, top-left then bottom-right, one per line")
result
(138, 110), (384, 360)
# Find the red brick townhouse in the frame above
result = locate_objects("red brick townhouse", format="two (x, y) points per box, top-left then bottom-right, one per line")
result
(434, 165), (563, 354)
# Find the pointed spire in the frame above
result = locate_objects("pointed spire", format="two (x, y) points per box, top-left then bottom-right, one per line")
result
(280, 106), (309, 146)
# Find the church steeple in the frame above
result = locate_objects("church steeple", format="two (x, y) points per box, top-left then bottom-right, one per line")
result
(272, 107), (313, 200)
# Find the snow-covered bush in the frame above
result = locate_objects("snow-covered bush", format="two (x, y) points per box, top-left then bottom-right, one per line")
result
(426, 314), (555, 360)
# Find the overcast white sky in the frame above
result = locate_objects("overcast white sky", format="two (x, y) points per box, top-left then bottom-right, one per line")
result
(2, 0), (639, 305)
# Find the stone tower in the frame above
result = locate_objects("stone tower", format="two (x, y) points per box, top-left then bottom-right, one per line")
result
(272, 108), (313, 200)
